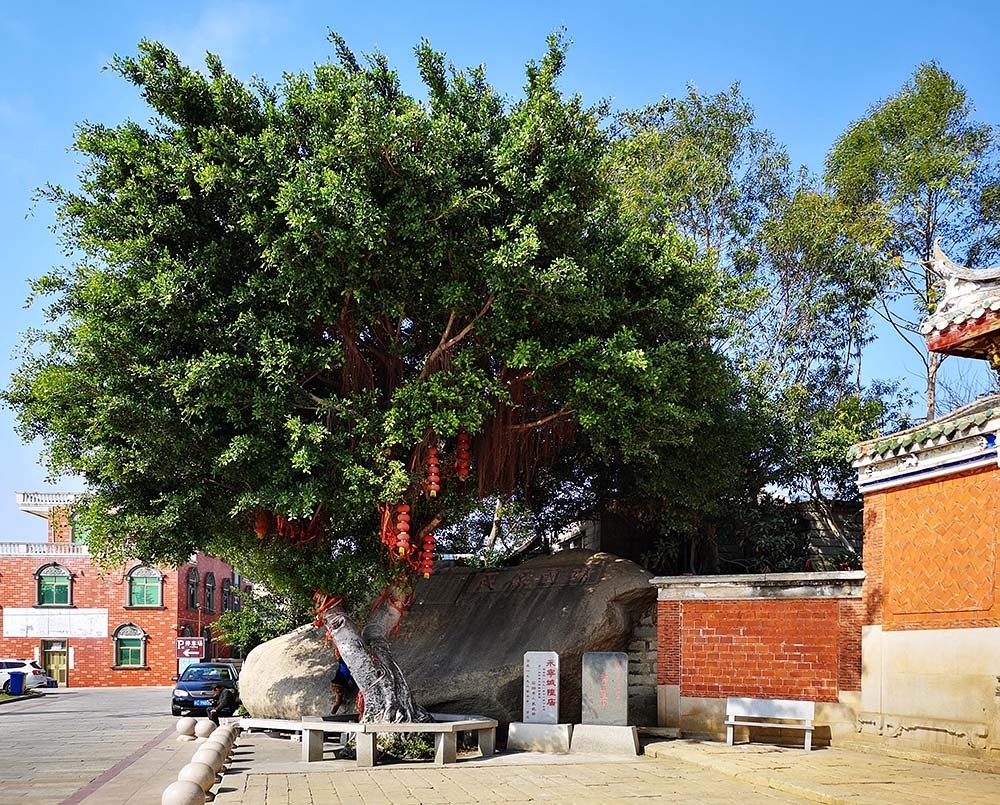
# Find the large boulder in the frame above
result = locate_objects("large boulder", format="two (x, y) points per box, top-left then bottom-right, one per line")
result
(395, 550), (654, 724)
(239, 624), (344, 719)
(240, 550), (654, 723)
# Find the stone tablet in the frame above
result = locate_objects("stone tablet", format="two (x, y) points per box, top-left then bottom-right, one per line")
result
(581, 651), (628, 725)
(523, 651), (559, 724)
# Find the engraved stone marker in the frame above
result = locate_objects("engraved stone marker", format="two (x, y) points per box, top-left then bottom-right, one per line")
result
(523, 651), (559, 724)
(581, 651), (628, 725)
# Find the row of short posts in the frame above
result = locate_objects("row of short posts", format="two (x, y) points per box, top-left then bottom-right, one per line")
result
(162, 717), (241, 804)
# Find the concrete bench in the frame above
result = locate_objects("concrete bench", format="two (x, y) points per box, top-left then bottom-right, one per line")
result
(240, 712), (497, 766)
(725, 697), (814, 750)
(356, 713), (497, 767)
(239, 716), (365, 762)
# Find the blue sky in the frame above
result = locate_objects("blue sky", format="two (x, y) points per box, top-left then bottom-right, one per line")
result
(2, 0), (999, 540)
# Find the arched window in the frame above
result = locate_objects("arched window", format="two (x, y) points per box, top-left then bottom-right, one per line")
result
(221, 579), (232, 612)
(113, 623), (148, 668)
(35, 563), (72, 606)
(204, 572), (216, 613)
(127, 565), (164, 607)
(186, 567), (200, 610)
(179, 624), (194, 637)
(200, 626), (212, 661)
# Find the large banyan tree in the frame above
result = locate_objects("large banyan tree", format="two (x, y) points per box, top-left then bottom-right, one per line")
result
(7, 34), (735, 721)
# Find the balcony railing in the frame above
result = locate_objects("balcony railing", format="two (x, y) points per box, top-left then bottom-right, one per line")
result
(16, 491), (81, 509)
(0, 541), (90, 556)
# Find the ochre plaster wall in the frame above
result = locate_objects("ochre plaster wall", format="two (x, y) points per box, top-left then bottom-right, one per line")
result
(864, 466), (1000, 632)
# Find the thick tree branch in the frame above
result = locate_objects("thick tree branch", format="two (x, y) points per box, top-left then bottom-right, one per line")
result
(418, 295), (495, 380)
(510, 408), (575, 431)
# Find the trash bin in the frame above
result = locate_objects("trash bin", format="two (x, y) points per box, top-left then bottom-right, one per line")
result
(7, 671), (26, 696)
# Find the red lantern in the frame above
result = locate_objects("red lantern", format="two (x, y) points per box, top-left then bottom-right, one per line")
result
(455, 431), (471, 480)
(421, 533), (436, 578)
(426, 446), (441, 497)
(395, 504), (411, 555)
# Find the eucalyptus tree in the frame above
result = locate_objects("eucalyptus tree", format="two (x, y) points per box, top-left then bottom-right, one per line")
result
(825, 62), (999, 418)
(6, 35), (731, 719)
(612, 87), (893, 513)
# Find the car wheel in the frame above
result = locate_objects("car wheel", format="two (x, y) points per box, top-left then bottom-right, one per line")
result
(172, 706), (183, 716)
(1, 681), (8, 694)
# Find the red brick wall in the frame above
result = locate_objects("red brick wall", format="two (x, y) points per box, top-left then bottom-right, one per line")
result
(862, 465), (1000, 632)
(174, 555), (247, 660)
(48, 508), (73, 542)
(0, 552), (246, 687)
(656, 597), (860, 703)
(837, 599), (863, 692)
(657, 600), (680, 685)
(861, 493), (885, 626)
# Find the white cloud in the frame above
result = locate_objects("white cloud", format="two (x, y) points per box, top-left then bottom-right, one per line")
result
(160, 1), (287, 73)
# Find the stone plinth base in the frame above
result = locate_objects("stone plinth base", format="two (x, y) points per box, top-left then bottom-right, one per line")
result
(507, 722), (573, 753)
(570, 724), (640, 755)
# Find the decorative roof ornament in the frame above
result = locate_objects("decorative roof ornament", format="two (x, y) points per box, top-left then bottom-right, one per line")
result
(921, 239), (1000, 371)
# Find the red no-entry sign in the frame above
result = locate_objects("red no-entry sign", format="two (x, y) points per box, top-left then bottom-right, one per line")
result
(175, 637), (205, 659)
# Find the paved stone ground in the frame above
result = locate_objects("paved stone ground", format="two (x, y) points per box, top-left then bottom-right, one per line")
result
(647, 739), (1000, 805)
(213, 733), (816, 804)
(210, 731), (1000, 804)
(0, 686), (178, 804)
(4, 689), (1000, 804)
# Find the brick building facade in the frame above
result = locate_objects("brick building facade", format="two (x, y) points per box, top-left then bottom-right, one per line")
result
(852, 399), (1000, 758)
(848, 243), (1000, 758)
(652, 571), (864, 743)
(0, 492), (250, 688)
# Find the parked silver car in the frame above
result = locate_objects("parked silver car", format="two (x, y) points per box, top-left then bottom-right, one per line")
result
(0, 659), (48, 693)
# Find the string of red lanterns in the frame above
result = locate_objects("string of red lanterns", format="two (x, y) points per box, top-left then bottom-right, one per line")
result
(376, 432), (475, 580)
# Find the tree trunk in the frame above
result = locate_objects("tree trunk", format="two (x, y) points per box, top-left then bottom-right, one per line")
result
(485, 496), (503, 554)
(926, 351), (940, 422)
(315, 583), (430, 724)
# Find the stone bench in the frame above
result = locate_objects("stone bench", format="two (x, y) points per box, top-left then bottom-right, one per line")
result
(356, 713), (498, 767)
(724, 696), (815, 751)
(239, 716), (365, 762)
(240, 712), (497, 765)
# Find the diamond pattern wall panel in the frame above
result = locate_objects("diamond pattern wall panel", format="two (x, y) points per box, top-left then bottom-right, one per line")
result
(885, 470), (997, 616)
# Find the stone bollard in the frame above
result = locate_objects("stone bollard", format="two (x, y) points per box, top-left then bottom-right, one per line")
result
(175, 717), (198, 742)
(178, 760), (219, 802)
(194, 719), (217, 740)
(161, 779), (206, 805)
(204, 732), (233, 754)
(191, 745), (226, 775)
(212, 730), (235, 749)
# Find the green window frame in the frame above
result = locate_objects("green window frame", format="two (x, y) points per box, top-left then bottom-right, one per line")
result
(128, 565), (163, 607)
(36, 563), (72, 606)
(113, 623), (147, 668)
(117, 638), (142, 666)
(68, 512), (89, 545)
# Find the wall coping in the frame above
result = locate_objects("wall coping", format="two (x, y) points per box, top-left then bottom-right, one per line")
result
(650, 571), (865, 601)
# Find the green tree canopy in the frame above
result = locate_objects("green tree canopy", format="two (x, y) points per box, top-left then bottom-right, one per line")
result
(825, 62), (1000, 418)
(7, 34), (737, 603)
(612, 86), (896, 511)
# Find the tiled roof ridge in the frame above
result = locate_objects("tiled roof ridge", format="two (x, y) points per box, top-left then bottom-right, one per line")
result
(851, 393), (1000, 460)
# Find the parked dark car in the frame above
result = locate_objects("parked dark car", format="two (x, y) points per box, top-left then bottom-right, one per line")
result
(171, 662), (240, 716)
